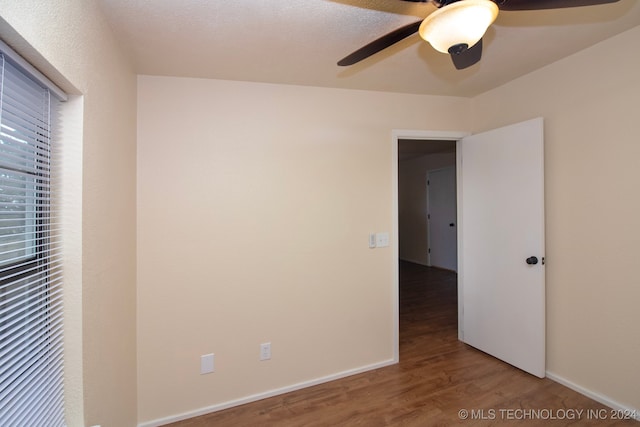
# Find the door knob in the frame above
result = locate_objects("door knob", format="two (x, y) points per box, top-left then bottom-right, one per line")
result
(526, 256), (538, 265)
(449, 223), (455, 227)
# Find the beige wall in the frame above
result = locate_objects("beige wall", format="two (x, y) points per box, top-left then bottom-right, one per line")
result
(2, 0), (638, 424)
(399, 152), (456, 265)
(0, 1), (137, 426)
(136, 76), (470, 423)
(471, 25), (640, 411)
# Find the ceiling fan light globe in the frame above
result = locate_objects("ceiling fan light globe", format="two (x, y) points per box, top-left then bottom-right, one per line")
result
(419, 0), (499, 54)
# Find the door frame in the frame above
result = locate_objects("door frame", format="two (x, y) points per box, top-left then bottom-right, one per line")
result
(392, 129), (468, 361)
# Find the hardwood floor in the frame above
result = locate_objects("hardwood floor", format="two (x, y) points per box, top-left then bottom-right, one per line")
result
(165, 261), (636, 426)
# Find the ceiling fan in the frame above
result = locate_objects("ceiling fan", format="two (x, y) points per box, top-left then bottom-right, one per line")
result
(337, 0), (620, 70)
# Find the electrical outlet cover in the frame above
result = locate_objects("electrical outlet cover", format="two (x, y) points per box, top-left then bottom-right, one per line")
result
(260, 342), (271, 361)
(200, 353), (215, 374)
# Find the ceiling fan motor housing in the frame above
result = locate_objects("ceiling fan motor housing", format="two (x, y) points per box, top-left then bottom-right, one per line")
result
(448, 43), (469, 55)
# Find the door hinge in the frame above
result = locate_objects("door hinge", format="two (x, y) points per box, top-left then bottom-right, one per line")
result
(428, 248), (431, 254)
(427, 214), (430, 219)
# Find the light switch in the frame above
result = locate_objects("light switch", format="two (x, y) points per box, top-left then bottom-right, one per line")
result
(375, 232), (389, 248)
(369, 233), (376, 249)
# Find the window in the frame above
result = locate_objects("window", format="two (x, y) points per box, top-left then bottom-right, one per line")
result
(0, 46), (65, 426)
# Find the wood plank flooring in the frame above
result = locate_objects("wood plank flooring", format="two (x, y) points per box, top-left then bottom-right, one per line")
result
(165, 261), (636, 426)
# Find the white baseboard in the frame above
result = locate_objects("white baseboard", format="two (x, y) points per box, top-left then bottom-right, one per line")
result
(137, 359), (397, 427)
(546, 370), (640, 421)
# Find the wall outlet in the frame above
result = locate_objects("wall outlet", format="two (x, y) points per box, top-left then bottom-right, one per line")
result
(260, 342), (271, 361)
(200, 353), (215, 374)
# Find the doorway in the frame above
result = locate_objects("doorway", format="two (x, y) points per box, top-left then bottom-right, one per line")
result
(397, 139), (457, 267)
(392, 119), (546, 377)
(394, 131), (465, 361)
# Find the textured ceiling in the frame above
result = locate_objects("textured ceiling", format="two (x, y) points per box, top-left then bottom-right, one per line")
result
(96, 0), (640, 97)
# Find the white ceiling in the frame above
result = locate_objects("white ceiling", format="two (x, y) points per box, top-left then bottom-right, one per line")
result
(96, 0), (640, 97)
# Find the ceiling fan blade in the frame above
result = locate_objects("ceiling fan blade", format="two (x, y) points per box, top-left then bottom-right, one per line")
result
(449, 38), (483, 70)
(338, 21), (422, 66)
(496, 0), (619, 11)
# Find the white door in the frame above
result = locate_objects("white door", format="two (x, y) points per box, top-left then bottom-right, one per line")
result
(427, 167), (457, 271)
(458, 117), (545, 378)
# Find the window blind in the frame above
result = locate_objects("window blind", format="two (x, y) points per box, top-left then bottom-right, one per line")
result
(0, 51), (64, 425)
